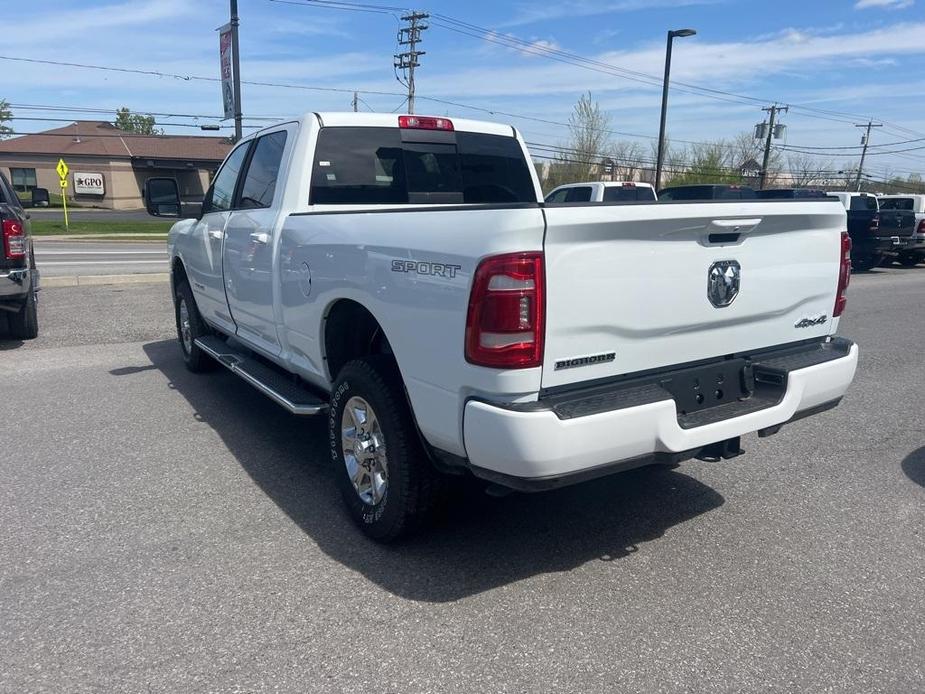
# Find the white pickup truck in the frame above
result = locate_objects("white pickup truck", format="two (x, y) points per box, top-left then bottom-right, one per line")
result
(145, 112), (859, 541)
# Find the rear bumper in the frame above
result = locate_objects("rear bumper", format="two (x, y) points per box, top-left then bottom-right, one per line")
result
(0, 267), (35, 304)
(462, 338), (858, 490)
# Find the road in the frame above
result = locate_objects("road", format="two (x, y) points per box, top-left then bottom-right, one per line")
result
(1, 270), (923, 692)
(33, 238), (168, 277)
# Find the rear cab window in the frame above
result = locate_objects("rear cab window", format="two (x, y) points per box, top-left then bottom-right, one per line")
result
(878, 197), (913, 211)
(602, 185), (656, 202)
(849, 195), (878, 212)
(309, 127), (536, 205)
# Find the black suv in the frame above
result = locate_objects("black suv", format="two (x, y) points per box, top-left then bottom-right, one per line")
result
(0, 171), (38, 339)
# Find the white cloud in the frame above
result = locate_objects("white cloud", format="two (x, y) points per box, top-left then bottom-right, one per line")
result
(500, 0), (722, 28)
(855, 0), (914, 9)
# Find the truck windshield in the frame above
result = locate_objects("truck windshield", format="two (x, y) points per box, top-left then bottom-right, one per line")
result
(878, 198), (914, 211)
(310, 127), (536, 205)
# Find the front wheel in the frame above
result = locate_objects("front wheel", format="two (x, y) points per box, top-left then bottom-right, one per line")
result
(174, 280), (215, 372)
(329, 356), (446, 542)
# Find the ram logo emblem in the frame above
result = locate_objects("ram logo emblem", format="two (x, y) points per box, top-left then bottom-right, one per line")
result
(707, 260), (741, 308)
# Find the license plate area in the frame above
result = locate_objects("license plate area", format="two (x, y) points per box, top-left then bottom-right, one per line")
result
(660, 358), (749, 416)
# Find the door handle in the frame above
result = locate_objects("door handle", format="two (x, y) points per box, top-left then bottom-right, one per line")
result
(208, 229), (224, 240)
(250, 232), (270, 245)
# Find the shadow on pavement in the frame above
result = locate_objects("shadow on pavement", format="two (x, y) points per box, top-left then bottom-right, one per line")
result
(141, 339), (725, 603)
(0, 314), (24, 349)
(901, 447), (925, 488)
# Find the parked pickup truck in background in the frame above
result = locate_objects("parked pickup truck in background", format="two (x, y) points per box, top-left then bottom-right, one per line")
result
(878, 194), (925, 267)
(145, 112), (859, 541)
(755, 188), (828, 200)
(545, 181), (657, 203)
(658, 183), (757, 201)
(0, 171), (38, 340)
(828, 191), (916, 271)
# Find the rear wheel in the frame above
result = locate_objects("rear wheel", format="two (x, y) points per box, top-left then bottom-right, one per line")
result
(174, 280), (214, 372)
(851, 254), (879, 272)
(7, 278), (38, 340)
(898, 252), (920, 268)
(329, 356), (446, 542)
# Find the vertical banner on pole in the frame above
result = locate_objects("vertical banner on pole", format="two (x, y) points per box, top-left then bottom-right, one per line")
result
(219, 23), (235, 120)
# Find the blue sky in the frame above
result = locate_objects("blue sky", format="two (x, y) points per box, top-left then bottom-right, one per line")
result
(3, 0), (924, 180)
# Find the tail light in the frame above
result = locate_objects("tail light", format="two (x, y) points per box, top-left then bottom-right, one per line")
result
(917, 218), (925, 235)
(2, 219), (26, 260)
(398, 115), (454, 131)
(868, 214), (879, 234)
(465, 252), (544, 368)
(834, 231), (851, 318)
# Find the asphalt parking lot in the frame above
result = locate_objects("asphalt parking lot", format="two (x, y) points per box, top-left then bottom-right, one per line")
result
(1, 270), (923, 693)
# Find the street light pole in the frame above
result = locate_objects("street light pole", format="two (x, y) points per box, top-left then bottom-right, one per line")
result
(655, 28), (696, 191)
(230, 0), (243, 142)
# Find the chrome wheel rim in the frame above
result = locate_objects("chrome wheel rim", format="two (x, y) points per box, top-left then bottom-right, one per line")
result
(178, 299), (193, 354)
(341, 396), (388, 505)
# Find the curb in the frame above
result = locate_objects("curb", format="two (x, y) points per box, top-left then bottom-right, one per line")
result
(42, 273), (169, 288)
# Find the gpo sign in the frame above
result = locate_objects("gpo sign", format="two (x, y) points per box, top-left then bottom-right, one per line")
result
(73, 172), (105, 195)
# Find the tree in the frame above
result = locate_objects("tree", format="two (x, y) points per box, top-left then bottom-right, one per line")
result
(114, 107), (163, 135)
(609, 140), (646, 181)
(541, 92), (612, 192)
(787, 152), (833, 187)
(663, 140), (736, 187)
(0, 99), (12, 139)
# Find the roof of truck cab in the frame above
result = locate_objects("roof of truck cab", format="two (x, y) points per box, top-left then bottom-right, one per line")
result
(551, 181), (654, 188)
(306, 112), (515, 137)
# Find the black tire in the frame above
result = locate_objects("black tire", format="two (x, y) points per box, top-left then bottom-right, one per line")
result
(898, 253), (920, 268)
(329, 356), (446, 542)
(174, 280), (215, 373)
(7, 277), (38, 340)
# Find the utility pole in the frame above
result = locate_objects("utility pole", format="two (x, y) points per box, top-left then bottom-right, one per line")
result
(854, 120), (883, 191)
(759, 104), (787, 189)
(394, 12), (428, 114)
(352, 91), (358, 112)
(230, 0), (243, 142)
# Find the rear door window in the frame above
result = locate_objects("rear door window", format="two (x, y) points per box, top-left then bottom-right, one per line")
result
(310, 127), (535, 205)
(564, 186), (592, 203)
(239, 130), (288, 209)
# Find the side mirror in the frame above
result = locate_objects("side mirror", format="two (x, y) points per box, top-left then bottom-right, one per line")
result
(31, 188), (50, 208)
(144, 177), (181, 217)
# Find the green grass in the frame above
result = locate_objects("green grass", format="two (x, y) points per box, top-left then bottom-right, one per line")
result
(30, 219), (173, 236)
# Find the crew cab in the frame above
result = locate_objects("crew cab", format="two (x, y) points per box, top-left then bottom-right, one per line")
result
(827, 192), (915, 270)
(145, 113), (859, 541)
(545, 181), (657, 203)
(878, 194), (925, 267)
(0, 171), (38, 340)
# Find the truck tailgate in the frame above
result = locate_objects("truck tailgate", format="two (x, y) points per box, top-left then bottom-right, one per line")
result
(541, 201), (846, 389)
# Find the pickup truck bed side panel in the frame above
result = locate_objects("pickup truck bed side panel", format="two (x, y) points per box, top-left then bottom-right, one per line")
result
(277, 206), (546, 455)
